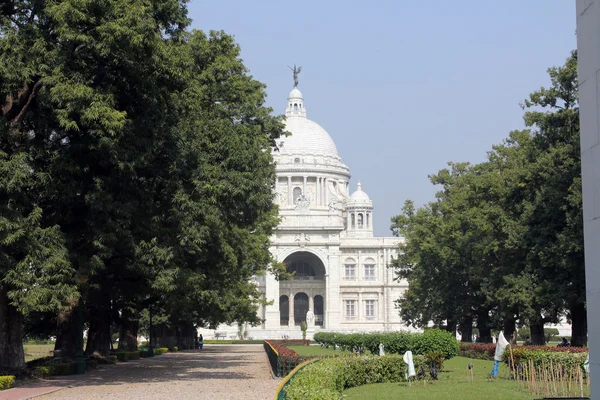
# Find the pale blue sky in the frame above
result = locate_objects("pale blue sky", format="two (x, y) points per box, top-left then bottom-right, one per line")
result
(189, 1), (576, 237)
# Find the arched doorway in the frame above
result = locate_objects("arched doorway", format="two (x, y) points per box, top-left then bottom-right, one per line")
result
(279, 295), (289, 326)
(294, 293), (309, 326)
(314, 295), (324, 326)
(279, 251), (327, 328)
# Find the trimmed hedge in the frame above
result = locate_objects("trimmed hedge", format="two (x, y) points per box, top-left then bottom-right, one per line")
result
(503, 347), (588, 371)
(284, 355), (431, 400)
(34, 363), (76, 376)
(460, 343), (588, 361)
(204, 340), (264, 344)
(0, 376), (15, 391)
(313, 329), (459, 359)
(169, 346), (178, 352)
(116, 351), (142, 362)
(153, 347), (169, 355)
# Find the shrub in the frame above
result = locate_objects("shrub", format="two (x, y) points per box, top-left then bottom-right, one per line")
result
(153, 347), (169, 355)
(0, 376), (15, 390)
(86, 360), (98, 370)
(127, 351), (140, 360)
(116, 352), (129, 362)
(504, 348), (587, 371)
(284, 355), (432, 400)
(49, 363), (75, 376)
(412, 329), (459, 359)
(169, 346), (178, 352)
(33, 366), (52, 377)
(108, 355), (117, 364)
(424, 351), (445, 370)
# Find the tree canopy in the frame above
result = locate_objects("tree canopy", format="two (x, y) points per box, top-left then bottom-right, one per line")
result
(391, 51), (586, 346)
(1, 0), (284, 371)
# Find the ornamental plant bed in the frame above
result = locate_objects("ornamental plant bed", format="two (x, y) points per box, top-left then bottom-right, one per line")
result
(460, 343), (588, 361)
(264, 340), (350, 377)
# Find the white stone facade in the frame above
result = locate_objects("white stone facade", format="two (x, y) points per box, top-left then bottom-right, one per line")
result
(199, 85), (408, 340)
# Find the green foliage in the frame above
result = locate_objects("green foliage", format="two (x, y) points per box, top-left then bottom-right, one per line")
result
(412, 329), (459, 360)
(517, 327), (560, 342)
(314, 330), (459, 359)
(0, 375), (15, 390)
(300, 322), (307, 340)
(203, 340), (264, 344)
(153, 347), (169, 356)
(284, 355), (431, 400)
(86, 360), (98, 370)
(169, 346), (178, 352)
(504, 348), (587, 371)
(390, 51), (585, 346)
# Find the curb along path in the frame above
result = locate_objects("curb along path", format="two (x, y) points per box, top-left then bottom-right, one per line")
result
(1, 345), (279, 400)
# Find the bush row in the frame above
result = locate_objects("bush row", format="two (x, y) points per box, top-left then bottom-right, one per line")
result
(313, 329), (459, 359)
(0, 376), (15, 391)
(152, 347), (169, 356)
(284, 355), (432, 400)
(460, 343), (589, 361)
(204, 340), (264, 344)
(503, 348), (588, 371)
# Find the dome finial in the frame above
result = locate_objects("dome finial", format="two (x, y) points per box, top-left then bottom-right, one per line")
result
(288, 64), (302, 87)
(357, 181), (362, 191)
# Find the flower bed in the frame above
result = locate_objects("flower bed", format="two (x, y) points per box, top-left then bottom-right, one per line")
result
(460, 343), (588, 361)
(264, 340), (350, 377)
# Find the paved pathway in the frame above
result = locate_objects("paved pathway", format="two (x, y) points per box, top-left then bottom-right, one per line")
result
(1, 345), (279, 400)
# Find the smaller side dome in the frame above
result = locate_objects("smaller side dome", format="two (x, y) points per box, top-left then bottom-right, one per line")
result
(349, 182), (371, 203)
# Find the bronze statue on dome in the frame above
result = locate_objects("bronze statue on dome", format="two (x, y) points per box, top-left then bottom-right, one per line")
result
(288, 64), (302, 87)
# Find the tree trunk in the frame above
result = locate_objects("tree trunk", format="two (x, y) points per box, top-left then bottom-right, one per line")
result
(476, 311), (493, 343)
(529, 321), (546, 346)
(0, 286), (26, 373)
(503, 315), (517, 343)
(445, 316), (457, 336)
(85, 290), (111, 356)
(118, 308), (139, 352)
(459, 316), (473, 343)
(569, 301), (587, 347)
(55, 309), (79, 359)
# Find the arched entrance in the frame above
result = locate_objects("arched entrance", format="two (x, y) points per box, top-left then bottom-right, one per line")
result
(314, 295), (324, 326)
(279, 295), (289, 326)
(279, 251), (326, 328)
(294, 293), (308, 326)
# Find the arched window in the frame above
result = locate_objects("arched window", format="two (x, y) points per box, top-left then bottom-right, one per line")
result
(294, 103), (298, 112)
(358, 213), (364, 229)
(366, 213), (370, 228)
(293, 187), (302, 202)
(351, 213), (355, 228)
(280, 295), (289, 326)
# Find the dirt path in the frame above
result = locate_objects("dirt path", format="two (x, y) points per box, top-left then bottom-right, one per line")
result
(35, 345), (278, 400)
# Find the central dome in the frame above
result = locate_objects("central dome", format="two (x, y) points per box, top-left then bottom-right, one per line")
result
(280, 118), (339, 157)
(279, 87), (339, 158)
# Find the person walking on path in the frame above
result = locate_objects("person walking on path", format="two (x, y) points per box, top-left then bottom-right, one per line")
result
(199, 334), (204, 350)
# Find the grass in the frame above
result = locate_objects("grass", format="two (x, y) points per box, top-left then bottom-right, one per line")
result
(23, 344), (55, 362)
(287, 345), (352, 356)
(342, 356), (591, 400)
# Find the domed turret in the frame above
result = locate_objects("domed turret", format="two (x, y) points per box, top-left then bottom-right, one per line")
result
(346, 182), (373, 238)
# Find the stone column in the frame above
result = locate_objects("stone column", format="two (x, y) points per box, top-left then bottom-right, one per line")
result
(275, 177), (279, 201)
(288, 292), (294, 328)
(303, 176), (307, 195)
(324, 177), (328, 206)
(308, 294), (314, 312)
(577, 0), (600, 383)
(287, 176), (292, 205)
(358, 292), (363, 321)
(263, 271), (280, 331)
(316, 177), (320, 206)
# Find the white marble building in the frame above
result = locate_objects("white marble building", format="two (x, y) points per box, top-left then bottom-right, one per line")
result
(200, 85), (407, 339)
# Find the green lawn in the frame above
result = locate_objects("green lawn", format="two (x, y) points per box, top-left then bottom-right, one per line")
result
(288, 345), (352, 356)
(342, 356), (591, 400)
(23, 344), (54, 362)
